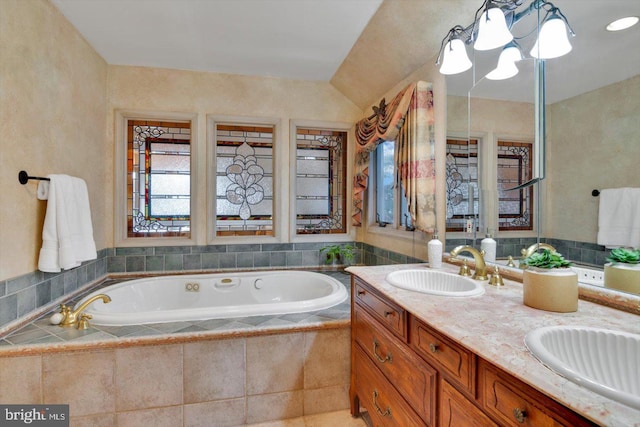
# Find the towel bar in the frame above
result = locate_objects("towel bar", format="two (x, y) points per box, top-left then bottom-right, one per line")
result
(18, 170), (50, 185)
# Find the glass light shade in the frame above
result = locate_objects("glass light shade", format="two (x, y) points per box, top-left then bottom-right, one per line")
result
(474, 7), (513, 51)
(530, 16), (572, 59)
(486, 61), (519, 80)
(486, 44), (522, 80)
(439, 38), (472, 75)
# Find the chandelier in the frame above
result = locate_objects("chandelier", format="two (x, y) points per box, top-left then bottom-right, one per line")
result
(436, 0), (575, 80)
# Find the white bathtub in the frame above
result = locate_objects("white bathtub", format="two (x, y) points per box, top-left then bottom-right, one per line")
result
(79, 270), (349, 326)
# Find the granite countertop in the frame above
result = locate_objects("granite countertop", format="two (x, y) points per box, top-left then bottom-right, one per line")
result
(347, 263), (640, 427)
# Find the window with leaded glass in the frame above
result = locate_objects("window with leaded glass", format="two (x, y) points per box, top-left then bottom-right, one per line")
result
(295, 127), (347, 234)
(373, 140), (411, 229)
(127, 119), (191, 238)
(446, 138), (478, 232)
(497, 140), (533, 231)
(215, 124), (274, 236)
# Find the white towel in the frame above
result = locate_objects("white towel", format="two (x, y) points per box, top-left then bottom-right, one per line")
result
(38, 175), (97, 272)
(596, 187), (640, 248)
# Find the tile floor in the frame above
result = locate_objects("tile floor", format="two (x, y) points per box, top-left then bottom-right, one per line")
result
(246, 410), (367, 427)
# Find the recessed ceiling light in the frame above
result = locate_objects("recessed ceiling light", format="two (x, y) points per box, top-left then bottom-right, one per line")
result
(606, 16), (639, 32)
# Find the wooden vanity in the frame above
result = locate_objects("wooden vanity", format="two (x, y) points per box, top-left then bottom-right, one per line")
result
(348, 265), (640, 427)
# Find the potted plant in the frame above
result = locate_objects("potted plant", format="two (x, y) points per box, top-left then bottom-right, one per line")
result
(520, 249), (578, 313)
(604, 248), (640, 294)
(320, 244), (355, 266)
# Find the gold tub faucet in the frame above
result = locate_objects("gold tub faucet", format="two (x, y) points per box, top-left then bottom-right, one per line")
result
(521, 243), (557, 258)
(58, 294), (111, 328)
(450, 245), (488, 280)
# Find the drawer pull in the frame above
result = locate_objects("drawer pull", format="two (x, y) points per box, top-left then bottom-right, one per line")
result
(513, 408), (527, 423)
(429, 343), (439, 353)
(357, 290), (366, 296)
(373, 339), (393, 363)
(384, 310), (394, 317)
(372, 390), (392, 417)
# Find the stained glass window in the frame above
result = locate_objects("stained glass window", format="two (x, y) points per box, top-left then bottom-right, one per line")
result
(446, 138), (478, 232)
(295, 128), (347, 234)
(497, 140), (533, 231)
(127, 120), (191, 237)
(215, 124), (274, 236)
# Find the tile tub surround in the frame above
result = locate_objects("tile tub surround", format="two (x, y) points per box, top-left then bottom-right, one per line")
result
(347, 264), (640, 427)
(0, 270), (353, 425)
(0, 328), (352, 426)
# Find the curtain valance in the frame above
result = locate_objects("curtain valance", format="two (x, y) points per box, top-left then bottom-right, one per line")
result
(352, 81), (436, 233)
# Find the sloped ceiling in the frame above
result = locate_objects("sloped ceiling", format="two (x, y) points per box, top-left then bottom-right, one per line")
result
(330, 0), (477, 109)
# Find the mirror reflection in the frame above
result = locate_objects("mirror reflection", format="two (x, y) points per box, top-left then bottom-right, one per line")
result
(445, 0), (640, 295)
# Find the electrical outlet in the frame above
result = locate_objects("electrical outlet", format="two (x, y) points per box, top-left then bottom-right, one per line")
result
(466, 219), (474, 234)
(572, 266), (604, 286)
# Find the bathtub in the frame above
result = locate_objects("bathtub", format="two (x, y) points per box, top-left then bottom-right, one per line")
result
(79, 270), (349, 326)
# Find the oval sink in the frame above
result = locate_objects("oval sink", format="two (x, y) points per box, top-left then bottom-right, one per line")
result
(525, 326), (640, 409)
(385, 269), (485, 297)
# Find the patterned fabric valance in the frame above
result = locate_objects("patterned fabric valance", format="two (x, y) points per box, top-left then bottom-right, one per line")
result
(352, 81), (436, 233)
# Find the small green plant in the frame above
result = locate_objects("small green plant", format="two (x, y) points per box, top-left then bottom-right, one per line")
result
(521, 249), (572, 269)
(320, 244), (355, 265)
(607, 248), (640, 264)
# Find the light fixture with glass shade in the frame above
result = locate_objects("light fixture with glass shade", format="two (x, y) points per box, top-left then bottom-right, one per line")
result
(436, 0), (575, 79)
(530, 7), (574, 59)
(474, 2), (514, 51)
(437, 26), (473, 75)
(486, 41), (524, 80)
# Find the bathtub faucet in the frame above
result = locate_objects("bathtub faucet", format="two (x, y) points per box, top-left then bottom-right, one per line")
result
(520, 243), (557, 268)
(58, 294), (111, 329)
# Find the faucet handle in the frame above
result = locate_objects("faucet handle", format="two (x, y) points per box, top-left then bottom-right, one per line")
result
(77, 313), (92, 330)
(459, 260), (472, 277)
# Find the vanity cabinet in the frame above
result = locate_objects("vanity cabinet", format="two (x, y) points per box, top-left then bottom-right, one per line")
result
(350, 276), (598, 427)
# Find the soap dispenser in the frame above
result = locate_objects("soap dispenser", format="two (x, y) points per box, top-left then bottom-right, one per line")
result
(481, 229), (497, 264)
(428, 231), (443, 269)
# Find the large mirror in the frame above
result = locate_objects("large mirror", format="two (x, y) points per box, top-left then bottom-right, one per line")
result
(445, 0), (640, 295)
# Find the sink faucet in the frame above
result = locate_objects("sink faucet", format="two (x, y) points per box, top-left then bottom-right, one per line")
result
(450, 245), (488, 280)
(58, 294), (111, 328)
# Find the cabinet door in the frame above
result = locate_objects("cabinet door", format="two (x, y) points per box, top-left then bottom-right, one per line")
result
(354, 345), (428, 427)
(354, 305), (437, 426)
(479, 360), (597, 427)
(410, 316), (476, 395)
(440, 379), (498, 427)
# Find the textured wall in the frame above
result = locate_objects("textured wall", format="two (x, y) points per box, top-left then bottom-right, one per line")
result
(546, 75), (640, 243)
(0, 0), (108, 281)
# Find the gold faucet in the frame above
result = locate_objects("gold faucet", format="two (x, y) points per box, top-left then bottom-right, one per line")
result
(521, 242), (557, 258)
(58, 294), (111, 328)
(450, 245), (488, 280)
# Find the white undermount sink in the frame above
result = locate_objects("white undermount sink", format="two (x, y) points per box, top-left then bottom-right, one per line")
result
(525, 326), (640, 409)
(385, 269), (485, 297)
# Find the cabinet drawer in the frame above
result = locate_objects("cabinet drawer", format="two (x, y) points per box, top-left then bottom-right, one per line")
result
(440, 379), (498, 427)
(354, 278), (407, 341)
(354, 345), (428, 427)
(354, 305), (436, 426)
(410, 317), (475, 395)
(479, 360), (597, 427)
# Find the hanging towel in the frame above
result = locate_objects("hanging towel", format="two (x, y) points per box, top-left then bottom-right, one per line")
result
(38, 174), (97, 272)
(596, 187), (640, 248)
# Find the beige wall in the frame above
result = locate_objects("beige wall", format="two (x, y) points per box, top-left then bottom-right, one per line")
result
(0, 0), (108, 281)
(546, 75), (640, 243)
